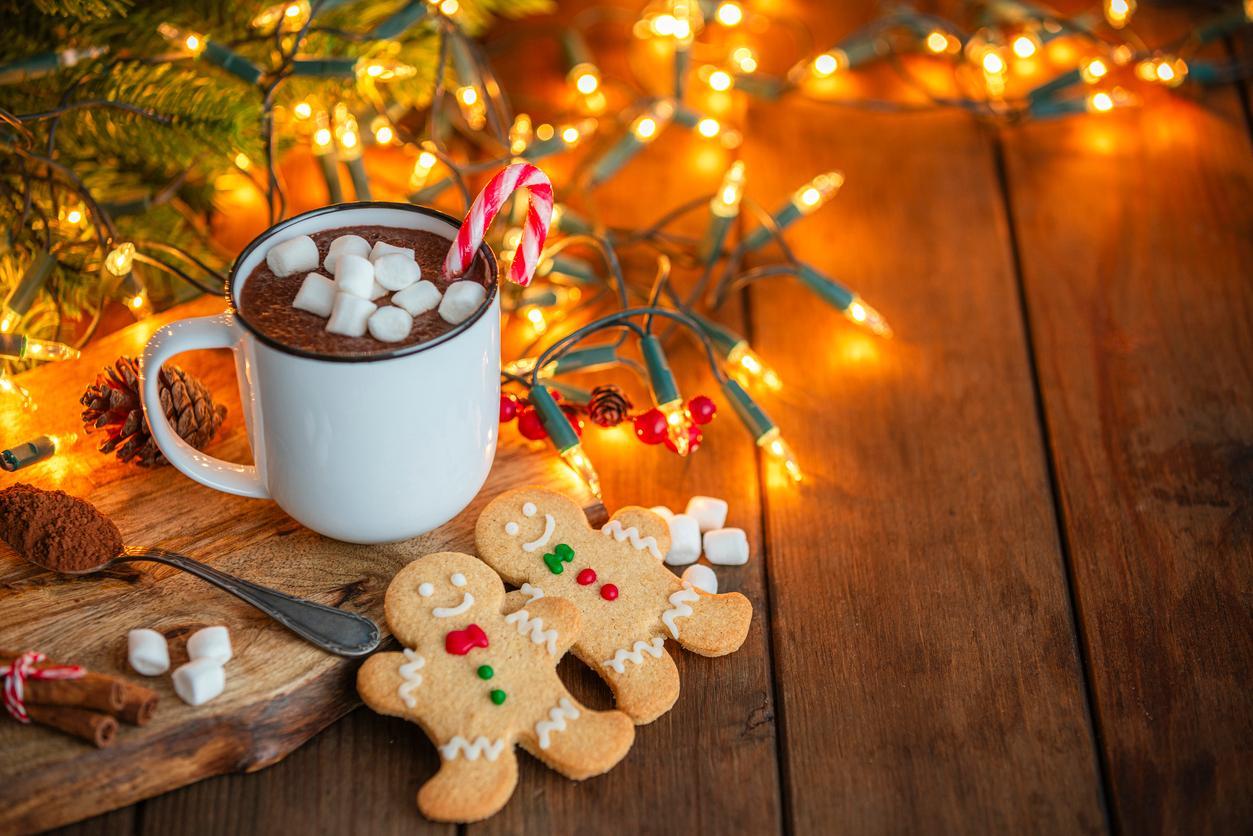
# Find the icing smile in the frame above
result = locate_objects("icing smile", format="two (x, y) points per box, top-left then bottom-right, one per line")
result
(433, 592), (474, 618)
(522, 514), (556, 552)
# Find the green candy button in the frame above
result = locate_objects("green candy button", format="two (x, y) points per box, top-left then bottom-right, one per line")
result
(477, 665), (494, 680)
(490, 689), (507, 705)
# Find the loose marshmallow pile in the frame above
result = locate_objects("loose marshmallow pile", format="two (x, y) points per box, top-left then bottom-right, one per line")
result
(127, 624), (235, 707)
(648, 496), (752, 594)
(266, 232), (486, 342)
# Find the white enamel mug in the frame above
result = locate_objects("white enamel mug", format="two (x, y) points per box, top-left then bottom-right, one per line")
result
(140, 203), (500, 544)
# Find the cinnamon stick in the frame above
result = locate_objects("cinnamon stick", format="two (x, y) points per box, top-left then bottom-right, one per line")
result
(23, 672), (125, 713)
(24, 704), (117, 748)
(1, 653), (158, 724)
(116, 681), (159, 726)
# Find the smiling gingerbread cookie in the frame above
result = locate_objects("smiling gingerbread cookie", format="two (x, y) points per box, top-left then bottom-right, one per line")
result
(356, 552), (635, 822)
(475, 487), (753, 724)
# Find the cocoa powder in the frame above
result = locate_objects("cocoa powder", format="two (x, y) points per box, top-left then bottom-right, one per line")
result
(0, 483), (123, 573)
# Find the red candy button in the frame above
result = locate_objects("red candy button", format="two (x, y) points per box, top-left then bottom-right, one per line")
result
(600, 584), (618, 601)
(576, 568), (597, 585)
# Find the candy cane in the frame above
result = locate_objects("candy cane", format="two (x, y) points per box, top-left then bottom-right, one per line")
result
(443, 163), (554, 287)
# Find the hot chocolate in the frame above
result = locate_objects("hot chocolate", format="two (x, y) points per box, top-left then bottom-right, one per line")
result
(237, 224), (491, 357)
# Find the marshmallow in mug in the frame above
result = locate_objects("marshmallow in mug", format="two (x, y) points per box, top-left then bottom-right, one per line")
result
(438, 280), (487, 325)
(368, 306), (414, 343)
(127, 628), (170, 676)
(292, 272), (336, 318)
(326, 293), (377, 338)
(323, 234), (371, 273)
(265, 235), (320, 277)
(391, 280), (442, 317)
(333, 253), (376, 300)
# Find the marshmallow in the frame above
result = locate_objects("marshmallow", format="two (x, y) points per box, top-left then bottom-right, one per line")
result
(324, 234), (371, 272)
(370, 281), (388, 301)
(663, 513), (701, 566)
(685, 496), (728, 532)
(292, 272), (336, 318)
(368, 306), (413, 343)
(265, 235), (319, 277)
(649, 505), (674, 521)
(704, 527), (749, 566)
(438, 280), (487, 325)
(392, 280), (442, 317)
(127, 628), (169, 676)
(370, 241), (414, 262)
(172, 658), (225, 706)
(373, 253), (421, 291)
(326, 293), (377, 337)
(333, 253), (375, 299)
(187, 625), (233, 664)
(681, 563), (718, 595)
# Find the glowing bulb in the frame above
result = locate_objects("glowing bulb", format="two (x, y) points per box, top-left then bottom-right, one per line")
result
(185, 34), (201, 51)
(1155, 57), (1187, 87)
(560, 444), (602, 499)
(1104, 0), (1135, 29)
(561, 125), (581, 144)
(651, 13), (677, 36)
(632, 116), (657, 139)
(710, 160), (747, 218)
(925, 31), (950, 54)
(569, 64), (600, 95)
(358, 59), (417, 80)
(791, 170), (844, 214)
(525, 307), (547, 335)
(659, 401), (694, 456)
(0, 373), (35, 410)
(845, 296), (892, 337)
(340, 127), (358, 149)
(707, 69), (733, 91)
(811, 51), (844, 77)
(727, 342), (783, 390)
(536, 123), (555, 142)
(981, 50), (1006, 75)
(105, 242), (135, 277)
(158, 24), (207, 56)
(510, 113), (533, 155)
(233, 152), (252, 170)
(731, 47), (757, 73)
(1080, 58), (1108, 83)
(457, 86), (478, 106)
(410, 149), (438, 190)
(1011, 33), (1039, 59)
(697, 117), (721, 138)
(440, 0), (459, 15)
(0, 311), (19, 334)
(715, 1), (743, 26)
(251, 0), (310, 30)
(759, 428), (802, 482)
(313, 127), (332, 148)
(65, 209), (83, 224)
(1087, 91), (1114, 112)
(293, 101), (313, 119)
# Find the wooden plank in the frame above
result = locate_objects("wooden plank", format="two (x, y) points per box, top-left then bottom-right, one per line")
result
(742, 2), (1107, 832)
(1000, 35), (1253, 834)
(1, 296), (596, 834)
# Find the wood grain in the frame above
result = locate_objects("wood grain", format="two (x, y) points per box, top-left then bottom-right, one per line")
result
(741, 2), (1106, 832)
(0, 296), (595, 834)
(1000, 45), (1253, 835)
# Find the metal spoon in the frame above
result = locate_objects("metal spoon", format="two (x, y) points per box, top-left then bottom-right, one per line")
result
(36, 545), (380, 657)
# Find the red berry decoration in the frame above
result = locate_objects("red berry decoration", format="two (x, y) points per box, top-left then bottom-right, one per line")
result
(633, 408), (668, 445)
(517, 407), (547, 440)
(664, 424), (703, 454)
(576, 568), (597, 585)
(600, 583), (619, 601)
(499, 393), (520, 422)
(688, 394), (717, 425)
(560, 405), (584, 437)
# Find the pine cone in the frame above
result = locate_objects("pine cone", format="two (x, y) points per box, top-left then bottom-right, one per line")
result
(588, 384), (632, 428)
(80, 356), (227, 467)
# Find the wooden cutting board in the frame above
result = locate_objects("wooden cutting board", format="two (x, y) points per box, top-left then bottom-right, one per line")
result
(0, 296), (600, 834)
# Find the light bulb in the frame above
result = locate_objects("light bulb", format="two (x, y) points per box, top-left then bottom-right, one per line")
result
(1104, 0), (1135, 29)
(710, 160), (747, 217)
(63, 208), (83, 225)
(0, 310), (20, 334)
(697, 117), (721, 138)
(1080, 58), (1108, 83)
(510, 113), (533, 155)
(358, 59), (417, 80)
(715, 1), (743, 26)
(560, 444), (602, 499)
(731, 47), (757, 73)
(791, 170), (844, 214)
(371, 116), (394, 145)
(1154, 57), (1187, 87)
(105, 242), (135, 277)
(759, 427), (802, 482)
(569, 63), (600, 95)
(1087, 90), (1114, 112)
(525, 307), (547, 335)
(158, 23), (207, 56)
(651, 13), (677, 36)
(0, 334), (81, 362)
(659, 400), (694, 456)
(811, 51), (845, 77)
(313, 126), (332, 149)
(251, 1), (310, 30)
(981, 50), (1006, 75)
(845, 295), (892, 337)
(727, 342), (783, 390)
(439, 0), (459, 15)
(561, 125), (581, 144)
(925, 31), (950, 54)
(707, 69), (733, 91)
(0, 373), (35, 410)
(1012, 33), (1039, 59)
(293, 101), (313, 119)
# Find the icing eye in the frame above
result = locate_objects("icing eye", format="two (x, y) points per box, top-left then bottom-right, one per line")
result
(505, 522), (519, 536)
(451, 572), (467, 587)
(522, 502), (537, 517)
(418, 582), (434, 597)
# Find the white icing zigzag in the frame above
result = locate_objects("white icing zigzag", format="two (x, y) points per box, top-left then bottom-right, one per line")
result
(439, 735), (506, 762)
(520, 582), (545, 601)
(397, 648), (425, 708)
(505, 608), (558, 655)
(601, 519), (663, 560)
(661, 582), (700, 639)
(602, 637), (666, 673)
(534, 697), (580, 749)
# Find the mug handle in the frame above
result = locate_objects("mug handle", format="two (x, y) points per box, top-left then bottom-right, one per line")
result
(140, 313), (269, 499)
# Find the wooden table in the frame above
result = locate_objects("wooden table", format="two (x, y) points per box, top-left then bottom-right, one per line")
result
(48, 1), (1251, 834)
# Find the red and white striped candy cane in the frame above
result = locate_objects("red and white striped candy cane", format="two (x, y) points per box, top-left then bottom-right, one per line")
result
(443, 163), (553, 287)
(3, 651), (84, 723)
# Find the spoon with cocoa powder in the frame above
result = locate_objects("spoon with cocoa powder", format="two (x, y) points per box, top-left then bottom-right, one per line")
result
(0, 484), (379, 657)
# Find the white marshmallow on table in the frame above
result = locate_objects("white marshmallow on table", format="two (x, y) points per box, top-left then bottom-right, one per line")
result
(370, 241), (414, 262)
(373, 253), (421, 291)
(323, 234), (371, 272)
(663, 513), (702, 566)
(438, 280), (487, 325)
(127, 628), (169, 676)
(392, 280), (442, 316)
(292, 272), (336, 318)
(333, 254), (375, 300)
(368, 305), (413, 343)
(649, 506), (674, 521)
(172, 658), (225, 706)
(326, 293), (377, 337)
(265, 235), (319, 277)
(704, 527), (749, 566)
(685, 496), (728, 532)
(681, 563), (718, 595)
(186, 625), (233, 664)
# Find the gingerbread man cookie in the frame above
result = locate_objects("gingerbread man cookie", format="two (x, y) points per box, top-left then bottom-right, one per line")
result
(357, 552), (635, 822)
(475, 488), (753, 724)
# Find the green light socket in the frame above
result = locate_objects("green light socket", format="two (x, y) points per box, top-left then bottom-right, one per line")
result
(722, 378), (775, 441)
(688, 312), (744, 358)
(640, 335), (680, 407)
(5, 250), (54, 316)
(205, 42), (263, 84)
(530, 386), (580, 453)
(561, 29), (594, 72)
(796, 263), (855, 311)
(290, 58), (356, 78)
(372, 2), (428, 38)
